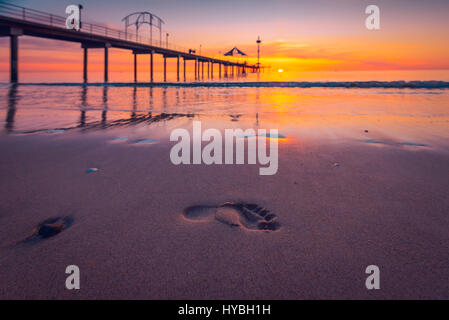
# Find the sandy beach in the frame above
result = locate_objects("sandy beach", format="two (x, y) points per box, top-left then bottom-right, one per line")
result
(1, 86), (448, 299)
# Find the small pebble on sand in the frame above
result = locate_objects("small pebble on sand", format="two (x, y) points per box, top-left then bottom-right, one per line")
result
(111, 136), (128, 141)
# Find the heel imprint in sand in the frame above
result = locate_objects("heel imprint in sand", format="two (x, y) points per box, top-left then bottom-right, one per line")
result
(183, 202), (280, 231)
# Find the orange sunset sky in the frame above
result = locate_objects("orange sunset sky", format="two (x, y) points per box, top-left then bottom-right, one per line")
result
(1, 0), (449, 80)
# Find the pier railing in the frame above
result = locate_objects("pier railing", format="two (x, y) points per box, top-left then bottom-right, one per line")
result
(0, 2), (190, 53)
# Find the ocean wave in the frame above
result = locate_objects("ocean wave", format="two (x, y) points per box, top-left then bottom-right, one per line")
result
(5, 81), (449, 89)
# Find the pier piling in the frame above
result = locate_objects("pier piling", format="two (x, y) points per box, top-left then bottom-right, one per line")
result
(163, 55), (167, 82)
(133, 53), (137, 82)
(83, 47), (88, 83)
(195, 59), (198, 80)
(150, 51), (154, 82)
(201, 61), (204, 79)
(183, 58), (186, 81)
(10, 35), (18, 83)
(104, 47), (108, 82)
(177, 56), (180, 82)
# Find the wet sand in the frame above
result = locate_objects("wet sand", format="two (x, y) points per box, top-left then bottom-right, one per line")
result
(1, 132), (448, 299)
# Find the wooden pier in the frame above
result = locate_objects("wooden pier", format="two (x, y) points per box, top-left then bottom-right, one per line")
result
(0, 3), (259, 83)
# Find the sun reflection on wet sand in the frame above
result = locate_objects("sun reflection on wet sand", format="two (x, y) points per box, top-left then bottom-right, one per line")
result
(2, 85), (448, 152)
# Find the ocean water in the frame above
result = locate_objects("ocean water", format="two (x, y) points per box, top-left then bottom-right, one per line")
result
(2, 69), (449, 83)
(1, 83), (449, 152)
